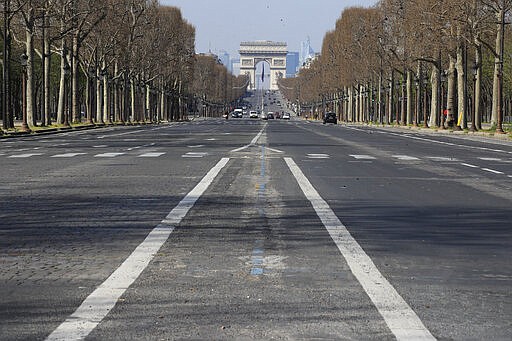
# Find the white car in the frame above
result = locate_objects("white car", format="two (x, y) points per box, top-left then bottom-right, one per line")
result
(249, 110), (259, 118)
(282, 112), (290, 120)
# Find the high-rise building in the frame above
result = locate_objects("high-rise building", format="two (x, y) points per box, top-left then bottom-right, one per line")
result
(286, 52), (299, 77)
(299, 37), (315, 68)
(218, 50), (231, 72)
(231, 59), (240, 76)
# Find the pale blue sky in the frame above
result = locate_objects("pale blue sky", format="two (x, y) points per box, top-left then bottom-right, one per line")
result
(161, 0), (377, 58)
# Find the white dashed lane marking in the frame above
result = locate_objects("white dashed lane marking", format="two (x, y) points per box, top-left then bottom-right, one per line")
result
(307, 153), (330, 159)
(138, 152), (166, 158)
(94, 152), (125, 158)
(8, 153), (44, 158)
(350, 154), (376, 160)
(393, 155), (420, 161)
(51, 153), (87, 158)
(182, 152), (208, 158)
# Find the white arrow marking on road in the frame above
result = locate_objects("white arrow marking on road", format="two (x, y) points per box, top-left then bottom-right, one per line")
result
(46, 158), (230, 341)
(285, 157), (436, 341)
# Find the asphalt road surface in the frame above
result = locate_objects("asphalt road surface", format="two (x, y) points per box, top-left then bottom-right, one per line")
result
(1, 99), (511, 340)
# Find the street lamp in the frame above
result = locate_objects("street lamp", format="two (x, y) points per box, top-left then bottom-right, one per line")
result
(19, 53), (30, 132)
(470, 62), (478, 132)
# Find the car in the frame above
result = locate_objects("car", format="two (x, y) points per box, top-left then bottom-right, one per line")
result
(282, 112), (290, 120)
(249, 110), (259, 118)
(233, 109), (243, 118)
(261, 112), (268, 120)
(267, 112), (275, 120)
(323, 112), (337, 124)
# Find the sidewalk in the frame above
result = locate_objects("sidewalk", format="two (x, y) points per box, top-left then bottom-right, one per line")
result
(0, 120), (164, 139)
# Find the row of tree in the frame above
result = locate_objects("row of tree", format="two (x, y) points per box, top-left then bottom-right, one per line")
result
(1, 0), (246, 132)
(279, 0), (512, 132)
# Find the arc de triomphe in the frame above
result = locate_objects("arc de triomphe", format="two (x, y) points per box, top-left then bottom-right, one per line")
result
(239, 41), (287, 91)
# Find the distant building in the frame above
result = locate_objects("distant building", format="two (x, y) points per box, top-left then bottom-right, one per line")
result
(286, 52), (299, 77)
(301, 53), (320, 70)
(299, 37), (315, 68)
(231, 58), (240, 75)
(218, 50), (230, 72)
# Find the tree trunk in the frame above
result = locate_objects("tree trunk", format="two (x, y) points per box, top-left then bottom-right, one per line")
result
(72, 34), (79, 123)
(131, 79), (136, 122)
(26, 25), (36, 127)
(491, 9), (503, 125)
(456, 41), (467, 129)
(348, 86), (353, 122)
(56, 52), (65, 124)
(160, 82), (165, 122)
(430, 65), (439, 127)
(96, 67), (103, 124)
(388, 70), (394, 125)
(103, 72), (109, 123)
(406, 70), (413, 125)
(446, 56), (456, 127)
(43, 17), (51, 126)
(475, 43), (482, 130)
(400, 74), (405, 125)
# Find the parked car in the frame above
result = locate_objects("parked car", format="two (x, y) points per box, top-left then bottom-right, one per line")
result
(323, 112), (337, 124)
(282, 112), (290, 120)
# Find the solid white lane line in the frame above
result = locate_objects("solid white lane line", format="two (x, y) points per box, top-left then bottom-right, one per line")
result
(46, 157), (230, 341)
(285, 157), (436, 341)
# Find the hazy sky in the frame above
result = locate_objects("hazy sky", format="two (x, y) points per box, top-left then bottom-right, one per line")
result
(161, 0), (377, 58)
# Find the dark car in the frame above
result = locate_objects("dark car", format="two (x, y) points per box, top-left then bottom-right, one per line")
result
(267, 112), (275, 120)
(323, 112), (337, 124)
